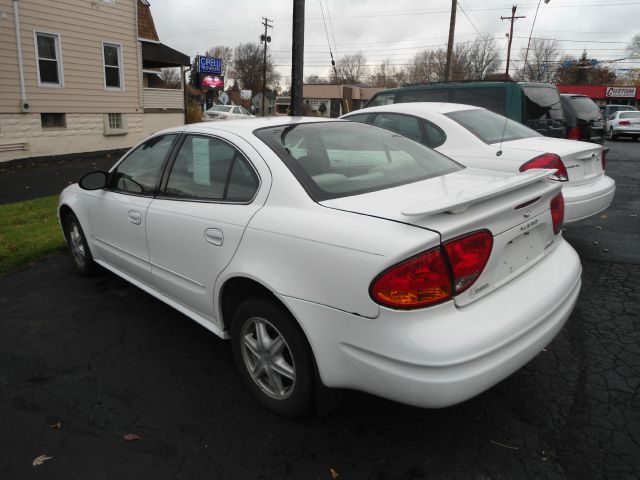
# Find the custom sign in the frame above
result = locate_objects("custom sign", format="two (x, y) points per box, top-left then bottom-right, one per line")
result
(201, 75), (224, 90)
(241, 89), (252, 100)
(198, 56), (222, 75)
(605, 86), (636, 98)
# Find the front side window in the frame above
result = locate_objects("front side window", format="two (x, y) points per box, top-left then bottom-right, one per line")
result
(165, 135), (258, 202)
(103, 42), (123, 89)
(35, 32), (63, 86)
(111, 135), (177, 195)
(255, 122), (462, 201)
(446, 108), (540, 144)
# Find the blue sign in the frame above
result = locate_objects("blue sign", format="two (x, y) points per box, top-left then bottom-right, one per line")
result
(198, 56), (222, 75)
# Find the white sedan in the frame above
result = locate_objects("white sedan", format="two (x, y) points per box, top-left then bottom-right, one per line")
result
(59, 117), (581, 417)
(342, 102), (615, 224)
(201, 104), (255, 121)
(606, 110), (640, 140)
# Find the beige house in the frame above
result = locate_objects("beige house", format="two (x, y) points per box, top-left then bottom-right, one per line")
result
(0, 0), (189, 162)
(302, 84), (384, 117)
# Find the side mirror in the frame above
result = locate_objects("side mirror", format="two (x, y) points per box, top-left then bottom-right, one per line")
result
(79, 171), (108, 190)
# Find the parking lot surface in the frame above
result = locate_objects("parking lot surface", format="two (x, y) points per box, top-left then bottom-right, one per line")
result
(0, 140), (638, 479)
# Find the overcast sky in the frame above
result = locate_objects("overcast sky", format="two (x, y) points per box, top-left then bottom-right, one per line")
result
(151, 0), (640, 84)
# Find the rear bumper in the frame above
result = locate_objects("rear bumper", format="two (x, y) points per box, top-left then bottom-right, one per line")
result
(562, 174), (616, 223)
(611, 126), (640, 136)
(281, 239), (581, 408)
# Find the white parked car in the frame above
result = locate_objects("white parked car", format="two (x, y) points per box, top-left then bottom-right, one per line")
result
(59, 118), (581, 417)
(605, 110), (640, 140)
(201, 104), (255, 121)
(342, 103), (615, 224)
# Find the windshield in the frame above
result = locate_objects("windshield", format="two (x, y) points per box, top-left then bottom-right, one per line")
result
(254, 122), (463, 201)
(446, 108), (541, 144)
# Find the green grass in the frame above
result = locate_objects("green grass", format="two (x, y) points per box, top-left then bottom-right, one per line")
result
(0, 195), (67, 276)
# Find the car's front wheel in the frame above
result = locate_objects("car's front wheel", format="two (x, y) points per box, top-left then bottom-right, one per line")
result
(231, 297), (314, 418)
(64, 212), (97, 276)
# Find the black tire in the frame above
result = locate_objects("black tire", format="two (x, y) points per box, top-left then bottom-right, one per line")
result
(64, 212), (97, 276)
(609, 127), (617, 141)
(231, 297), (314, 418)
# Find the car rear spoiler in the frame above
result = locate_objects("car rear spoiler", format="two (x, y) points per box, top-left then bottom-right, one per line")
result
(401, 169), (557, 216)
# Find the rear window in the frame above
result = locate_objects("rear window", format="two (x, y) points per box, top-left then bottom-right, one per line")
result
(446, 108), (540, 144)
(254, 122), (462, 201)
(523, 86), (564, 125)
(366, 92), (396, 107)
(569, 97), (602, 120)
(620, 112), (640, 119)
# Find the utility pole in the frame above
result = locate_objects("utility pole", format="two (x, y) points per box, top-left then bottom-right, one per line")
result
(291, 0), (305, 116)
(260, 17), (273, 117)
(501, 6), (525, 81)
(444, 0), (457, 82)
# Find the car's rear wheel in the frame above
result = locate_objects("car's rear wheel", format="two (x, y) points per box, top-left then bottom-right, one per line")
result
(609, 127), (618, 141)
(64, 212), (97, 276)
(231, 297), (314, 418)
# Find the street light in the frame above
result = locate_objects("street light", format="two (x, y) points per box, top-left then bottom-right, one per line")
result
(523, 0), (550, 78)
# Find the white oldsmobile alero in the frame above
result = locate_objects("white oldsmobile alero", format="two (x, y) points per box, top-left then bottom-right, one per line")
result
(58, 117), (582, 417)
(342, 102), (616, 224)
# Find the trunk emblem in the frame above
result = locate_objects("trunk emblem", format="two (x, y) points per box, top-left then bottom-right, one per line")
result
(523, 209), (532, 218)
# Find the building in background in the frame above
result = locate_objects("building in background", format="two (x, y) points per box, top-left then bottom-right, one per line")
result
(557, 85), (639, 109)
(0, 0), (189, 162)
(302, 84), (384, 117)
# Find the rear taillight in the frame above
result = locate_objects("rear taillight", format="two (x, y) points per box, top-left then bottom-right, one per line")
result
(370, 230), (493, 309)
(567, 127), (581, 140)
(550, 193), (564, 235)
(619, 120), (631, 126)
(443, 230), (493, 295)
(519, 153), (568, 182)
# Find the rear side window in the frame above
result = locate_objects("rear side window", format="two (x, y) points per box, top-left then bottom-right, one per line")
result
(523, 86), (564, 125)
(366, 92), (396, 107)
(398, 88), (449, 103)
(449, 88), (506, 115)
(255, 122), (462, 201)
(446, 108), (540, 144)
(423, 121), (446, 148)
(164, 135), (258, 202)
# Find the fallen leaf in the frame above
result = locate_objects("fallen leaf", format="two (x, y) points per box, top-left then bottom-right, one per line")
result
(600, 214), (608, 219)
(330, 468), (339, 479)
(123, 433), (142, 442)
(50, 421), (61, 429)
(32, 454), (53, 466)
(595, 225), (603, 230)
(593, 241), (599, 245)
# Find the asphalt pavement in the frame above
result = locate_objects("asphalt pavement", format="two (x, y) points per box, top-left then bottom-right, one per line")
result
(0, 140), (638, 479)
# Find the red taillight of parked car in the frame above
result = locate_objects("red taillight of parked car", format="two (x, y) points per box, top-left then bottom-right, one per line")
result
(619, 120), (631, 126)
(519, 153), (568, 182)
(567, 127), (581, 140)
(550, 193), (565, 235)
(370, 230), (493, 309)
(443, 230), (493, 295)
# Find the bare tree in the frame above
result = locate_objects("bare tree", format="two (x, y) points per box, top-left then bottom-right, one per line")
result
(231, 43), (280, 93)
(628, 33), (640, 58)
(517, 38), (561, 82)
(205, 45), (233, 75)
(332, 52), (368, 84)
(370, 59), (399, 87)
(305, 74), (329, 84)
(467, 35), (500, 79)
(408, 50), (437, 84)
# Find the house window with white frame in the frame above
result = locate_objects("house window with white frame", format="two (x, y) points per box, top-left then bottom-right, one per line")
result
(103, 42), (123, 90)
(35, 32), (63, 86)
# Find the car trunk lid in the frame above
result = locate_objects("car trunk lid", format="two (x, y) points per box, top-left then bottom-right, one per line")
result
(321, 168), (563, 307)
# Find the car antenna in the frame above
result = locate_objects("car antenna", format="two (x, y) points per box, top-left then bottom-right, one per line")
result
(497, 85), (517, 157)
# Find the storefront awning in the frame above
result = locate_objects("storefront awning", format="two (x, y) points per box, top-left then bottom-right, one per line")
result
(141, 41), (190, 68)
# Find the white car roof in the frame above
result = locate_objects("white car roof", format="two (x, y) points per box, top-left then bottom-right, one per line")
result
(348, 102), (482, 116)
(154, 116), (337, 138)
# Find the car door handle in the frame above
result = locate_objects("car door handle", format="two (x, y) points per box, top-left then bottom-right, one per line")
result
(204, 228), (224, 246)
(127, 210), (142, 225)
